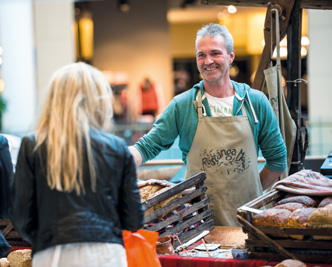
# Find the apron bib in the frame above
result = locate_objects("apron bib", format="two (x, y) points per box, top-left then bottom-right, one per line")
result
(186, 90), (263, 226)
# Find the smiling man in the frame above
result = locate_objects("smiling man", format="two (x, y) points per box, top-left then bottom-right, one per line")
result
(129, 23), (287, 226)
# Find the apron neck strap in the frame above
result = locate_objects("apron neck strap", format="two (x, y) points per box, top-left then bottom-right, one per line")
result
(197, 90), (204, 118)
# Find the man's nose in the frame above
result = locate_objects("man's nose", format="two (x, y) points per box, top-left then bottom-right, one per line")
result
(204, 55), (213, 64)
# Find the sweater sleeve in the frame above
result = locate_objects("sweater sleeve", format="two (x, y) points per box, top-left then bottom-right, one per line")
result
(134, 98), (181, 164)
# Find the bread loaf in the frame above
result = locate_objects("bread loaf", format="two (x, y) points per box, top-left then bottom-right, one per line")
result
(318, 196), (332, 208)
(275, 259), (306, 267)
(252, 208), (291, 227)
(286, 207), (316, 239)
(308, 204), (332, 228)
(0, 258), (10, 267)
(139, 184), (163, 200)
(7, 249), (32, 267)
(286, 208), (317, 228)
(275, 195), (318, 207)
(274, 202), (305, 212)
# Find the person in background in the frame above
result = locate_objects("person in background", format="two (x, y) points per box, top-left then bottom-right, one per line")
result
(137, 77), (165, 120)
(0, 134), (13, 257)
(10, 62), (144, 267)
(129, 23), (287, 226)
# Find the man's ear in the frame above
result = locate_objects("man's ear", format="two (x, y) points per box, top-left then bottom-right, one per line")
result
(229, 51), (235, 64)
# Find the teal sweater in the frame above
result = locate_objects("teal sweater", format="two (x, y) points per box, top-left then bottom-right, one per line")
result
(134, 80), (287, 173)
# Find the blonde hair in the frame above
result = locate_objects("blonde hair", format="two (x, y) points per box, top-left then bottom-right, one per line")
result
(35, 62), (113, 195)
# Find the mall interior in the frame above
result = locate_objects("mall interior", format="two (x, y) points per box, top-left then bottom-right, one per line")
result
(0, 0), (332, 178)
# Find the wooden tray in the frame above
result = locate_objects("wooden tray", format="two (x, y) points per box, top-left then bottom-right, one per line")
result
(0, 219), (31, 247)
(142, 172), (214, 248)
(237, 189), (332, 264)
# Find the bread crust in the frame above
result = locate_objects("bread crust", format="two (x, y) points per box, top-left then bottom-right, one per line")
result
(275, 195), (318, 207)
(318, 196), (332, 208)
(252, 208), (291, 227)
(274, 202), (305, 212)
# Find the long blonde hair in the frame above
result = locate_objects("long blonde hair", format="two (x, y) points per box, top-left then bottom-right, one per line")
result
(35, 62), (113, 195)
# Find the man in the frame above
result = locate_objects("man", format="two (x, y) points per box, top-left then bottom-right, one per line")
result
(129, 23), (287, 226)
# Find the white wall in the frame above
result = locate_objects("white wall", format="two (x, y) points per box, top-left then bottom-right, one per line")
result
(0, 0), (36, 135)
(0, 0), (75, 136)
(307, 10), (332, 155)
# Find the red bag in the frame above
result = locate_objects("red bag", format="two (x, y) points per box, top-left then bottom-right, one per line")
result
(122, 229), (161, 267)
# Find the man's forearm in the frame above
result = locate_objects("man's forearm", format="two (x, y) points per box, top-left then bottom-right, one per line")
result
(259, 167), (283, 190)
(128, 146), (143, 167)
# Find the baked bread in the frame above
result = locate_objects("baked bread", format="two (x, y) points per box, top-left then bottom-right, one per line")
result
(252, 208), (291, 227)
(275, 259), (306, 267)
(7, 249), (32, 267)
(318, 196), (332, 208)
(139, 184), (163, 200)
(286, 207), (316, 240)
(308, 203), (332, 240)
(275, 195), (318, 207)
(286, 208), (317, 228)
(0, 258), (10, 267)
(274, 202), (305, 212)
(308, 204), (332, 228)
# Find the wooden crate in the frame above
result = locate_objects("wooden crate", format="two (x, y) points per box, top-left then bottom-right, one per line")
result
(143, 171), (214, 248)
(237, 189), (332, 264)
(0, 219), (31, 247)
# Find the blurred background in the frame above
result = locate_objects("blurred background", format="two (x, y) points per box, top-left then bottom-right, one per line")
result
(0, 0), (331, 181)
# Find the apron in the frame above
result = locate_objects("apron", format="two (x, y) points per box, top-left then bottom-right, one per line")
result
(186, 90), (263, 226)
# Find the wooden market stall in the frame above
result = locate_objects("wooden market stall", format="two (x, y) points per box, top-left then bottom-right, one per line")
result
(158, 1), (332, 266)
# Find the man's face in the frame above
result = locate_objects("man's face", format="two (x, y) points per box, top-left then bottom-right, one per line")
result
(196, 35), (235, 83)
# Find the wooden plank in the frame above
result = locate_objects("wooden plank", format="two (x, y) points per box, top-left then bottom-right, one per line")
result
(173, 219), (215, 248)
(250, 252), (332, 263)
(144, 185), (207, 222)
(146, 196), (210, 232)
(143, 172), (206, 209)
(160, 209), (212, 237)
(246, 238), (332, 250)
(254, 226), (332, 236)
(200, 0), (332, 10)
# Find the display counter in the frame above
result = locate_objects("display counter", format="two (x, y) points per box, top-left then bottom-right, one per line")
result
(158, 226), (332, 267)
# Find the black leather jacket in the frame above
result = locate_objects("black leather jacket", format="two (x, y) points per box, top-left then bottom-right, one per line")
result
(9, 129), (144, 255)
(0, 134), (13, 219)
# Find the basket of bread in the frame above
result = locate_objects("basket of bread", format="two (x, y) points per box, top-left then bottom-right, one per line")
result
(139, 171), (214, 248)
(237, 170), (332, 264)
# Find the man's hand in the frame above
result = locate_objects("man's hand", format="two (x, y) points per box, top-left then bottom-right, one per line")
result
(128, 146), (143, 167)
(259, 167), (283, 190)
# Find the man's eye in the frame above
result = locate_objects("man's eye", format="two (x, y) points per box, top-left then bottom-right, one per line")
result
(212, 52), (220, 56)
(197, 54), (205, 58)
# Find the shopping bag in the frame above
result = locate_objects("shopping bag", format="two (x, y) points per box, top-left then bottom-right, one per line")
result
(122, 229), (161, 267)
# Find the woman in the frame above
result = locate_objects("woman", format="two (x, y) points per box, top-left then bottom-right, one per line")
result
(10, 62), (144, 266)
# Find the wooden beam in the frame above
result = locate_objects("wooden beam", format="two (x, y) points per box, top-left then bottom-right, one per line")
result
(201, 0), (332, 10)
